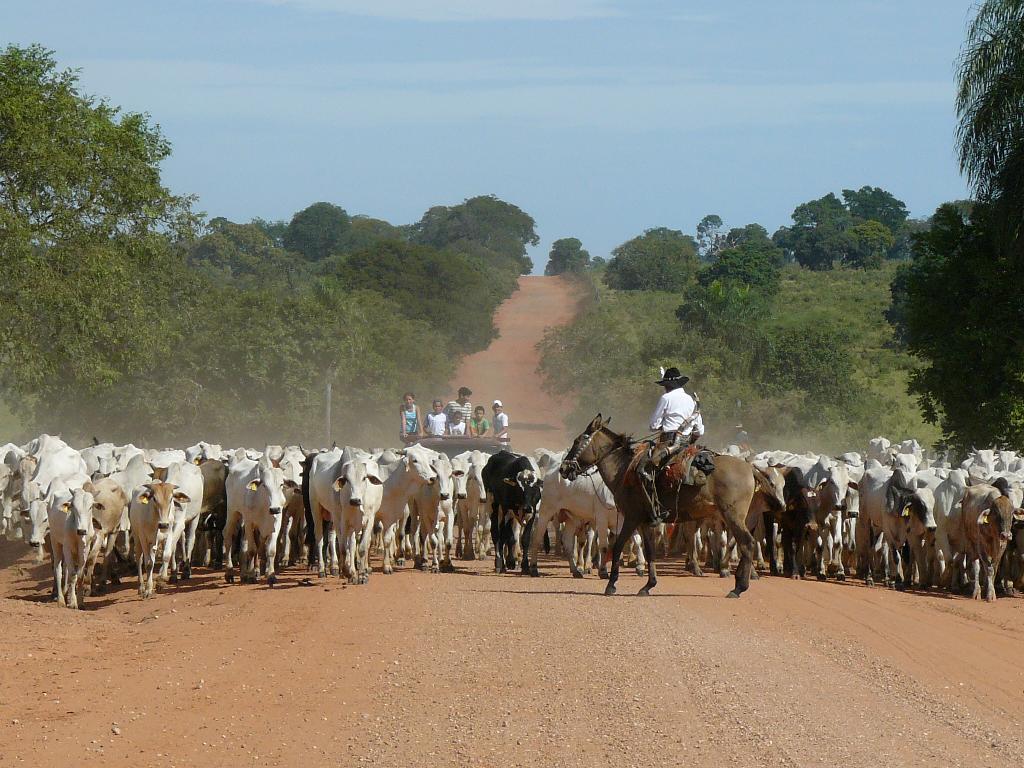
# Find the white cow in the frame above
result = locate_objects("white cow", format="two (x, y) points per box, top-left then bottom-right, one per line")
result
(528, 462), (623, 579)
(376, 445), (438, 574)
(46, 485), (98, 609)
(224, 454), (296, 586)
(162, 462), (205, 581)
(927, 468), (969, 588)
(409, 451), (454, 573)
(19, 435), (88, 513)
(310, 447), (384, 583)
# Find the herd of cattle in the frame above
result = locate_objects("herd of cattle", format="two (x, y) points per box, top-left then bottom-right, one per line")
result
(0, 433), (1022, 608)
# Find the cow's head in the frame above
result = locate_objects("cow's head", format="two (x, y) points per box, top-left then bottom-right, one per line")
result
(510, 468), (543, 517)
(136, 481), (189, 531)
(469, 453), (488, 503)
(65, 487), (97, 538)
(450, 454), (471, 501)
(334, 457), (383, 508)
(783, 469), (819, 535)
(400, 446), (438, 486)
(247, 458), (294, 516)
(980, 496), (1015, 543)
(24, 499), (49, 562)
(901, 491), (937, 534)
(429, 454), (453, 502)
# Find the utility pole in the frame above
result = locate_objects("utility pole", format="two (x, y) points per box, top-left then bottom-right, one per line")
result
(324, 368), (333, 446)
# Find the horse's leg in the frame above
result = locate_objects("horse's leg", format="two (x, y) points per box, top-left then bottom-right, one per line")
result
(726, 520), (755, 598)
(605, 516), (636, 597)
(637, 524), (657, 596)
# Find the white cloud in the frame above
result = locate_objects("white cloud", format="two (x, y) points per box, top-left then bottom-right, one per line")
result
(237, 0), (622, 21)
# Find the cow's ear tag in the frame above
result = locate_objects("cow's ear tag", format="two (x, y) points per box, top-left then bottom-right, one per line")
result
(901, 506), (910, 518)
(980, 512), (989, 524)
(61, 502), (71, 512)
(247, 481), (260, 491)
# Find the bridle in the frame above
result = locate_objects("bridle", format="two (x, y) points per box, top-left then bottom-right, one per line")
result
(562, 427), (626, 481)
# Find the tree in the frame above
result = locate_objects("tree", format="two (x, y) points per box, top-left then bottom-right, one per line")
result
(699, 234), (784, 294)
(412, 195), (538, 275)
(956, 0), (1024, 213)
(544, 237), (591, 275)
(846, 220), (895, 269)
(334, 240), (503, 351)
(773, 193), (853, 270)
(841, 186), (909, 235)
(283, 202), (351, 260)
(603, 228), (699, 291)
(0, 45), (197, 426)
(0, 44), (196, 247)
(889, 202), (1024, 449)
(758, 326), (856, 407)
(696, 214), (725, 260)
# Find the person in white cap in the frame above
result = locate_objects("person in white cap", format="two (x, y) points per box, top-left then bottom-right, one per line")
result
(492, 400), (509, 441)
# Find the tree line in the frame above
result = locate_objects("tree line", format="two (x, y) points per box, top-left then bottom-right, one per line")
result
(0, 44), (537, 446)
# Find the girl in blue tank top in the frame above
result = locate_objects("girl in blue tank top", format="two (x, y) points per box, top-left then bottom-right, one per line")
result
(400, 392), (422, 442)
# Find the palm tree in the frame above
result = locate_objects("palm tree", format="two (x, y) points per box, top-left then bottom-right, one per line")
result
(956, 0), (1024, 208)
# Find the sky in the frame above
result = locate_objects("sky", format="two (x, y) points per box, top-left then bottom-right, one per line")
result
(2, 0), (975, 271)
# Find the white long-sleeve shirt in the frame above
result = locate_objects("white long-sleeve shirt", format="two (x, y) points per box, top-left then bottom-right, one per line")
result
(649, 388), (702, 434)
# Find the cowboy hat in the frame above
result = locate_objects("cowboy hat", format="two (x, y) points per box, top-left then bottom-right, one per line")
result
(655, 367), (689, 386)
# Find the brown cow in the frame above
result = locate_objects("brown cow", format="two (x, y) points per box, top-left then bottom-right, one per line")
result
(81, 477), (129, 595)
(950, 480), (1016, 601)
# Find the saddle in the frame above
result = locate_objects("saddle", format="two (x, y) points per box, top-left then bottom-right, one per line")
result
(625, 442), (716, 489)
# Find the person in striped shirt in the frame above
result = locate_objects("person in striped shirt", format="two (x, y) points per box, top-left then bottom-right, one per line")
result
(445, 386), (473, 434)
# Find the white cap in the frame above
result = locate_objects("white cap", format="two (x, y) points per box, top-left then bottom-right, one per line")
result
(492, 400), (503, 407)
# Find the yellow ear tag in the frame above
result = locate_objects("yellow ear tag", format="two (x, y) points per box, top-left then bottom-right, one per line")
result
(980, 512), (989, 524)
(901, 506), (910, 518)
(140, 496), (150, 505)
(61, 502), (71, 512)
(247, 481), (260, 491)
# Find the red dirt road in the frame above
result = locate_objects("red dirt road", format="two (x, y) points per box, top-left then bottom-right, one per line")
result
(449, 275), (584, 453)
(1, 550), (1022, 768)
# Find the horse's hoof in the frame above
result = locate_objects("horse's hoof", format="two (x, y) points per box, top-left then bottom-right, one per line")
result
(637, 588), (650, 597)
(726, 590), (741, 599)
(817, 573), (827, 582)
(719, 569), (730, 579)
(529, 566), (540, 577)
(635, 566), (645, 577)
(603, 585), (616, 597)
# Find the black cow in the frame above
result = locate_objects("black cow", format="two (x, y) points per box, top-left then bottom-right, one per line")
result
(482, 450), (544, 576)
(764, 467), (820, 579)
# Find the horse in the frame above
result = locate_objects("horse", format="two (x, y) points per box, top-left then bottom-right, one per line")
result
(560, 414), (759, 598)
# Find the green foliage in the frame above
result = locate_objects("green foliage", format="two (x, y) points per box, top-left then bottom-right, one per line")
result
(0, 46), (527, 445)
(774, 188), (912, 269)
(603, 227), (699, 291)
(842, 186), (909, 235)
(699, 229), (783, 295)
(956, 0), (1024, 212)
(330, 239), (505, 352)
(541, 263), (940, 453)
(847, 220), (896, 269)
(890, 202), (1024, 450)
(544, 237), (591, 275)
(696, 214), (725, 260)
(412, 195), (538, 275)
(283, 202), (351, 261)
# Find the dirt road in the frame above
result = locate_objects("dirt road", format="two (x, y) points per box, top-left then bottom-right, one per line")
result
(449, 275), (585, 453)
(1, 549), (1022, 768)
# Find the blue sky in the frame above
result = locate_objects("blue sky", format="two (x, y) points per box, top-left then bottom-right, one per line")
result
(3, 1), (973, 271)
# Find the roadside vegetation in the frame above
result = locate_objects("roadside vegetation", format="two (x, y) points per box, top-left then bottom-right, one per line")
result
(0, 44), (536, 446)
